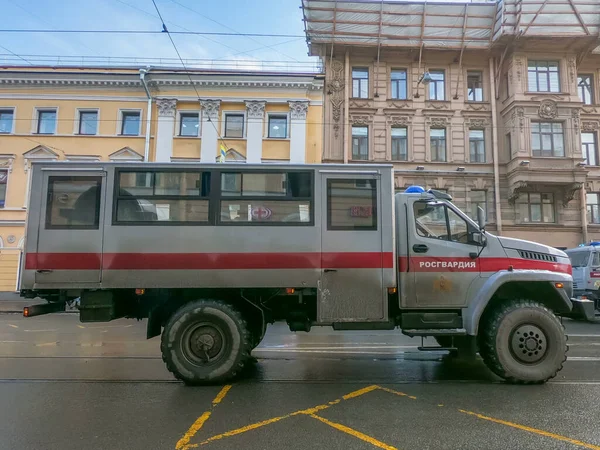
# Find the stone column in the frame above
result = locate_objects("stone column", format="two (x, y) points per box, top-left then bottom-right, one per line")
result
(245, 101), (266, 163)
(155, 98), (177, 162)
(289, 101), (309, 163)
(200, 99), (221, 163)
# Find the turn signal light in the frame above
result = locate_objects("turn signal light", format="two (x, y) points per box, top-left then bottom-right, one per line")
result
(554, 283), (564, 289)
(286, 288), (295, 295)
(388, 287), (398, 294)
(23, 307), (30, 317)
(135, 289), (145, 296)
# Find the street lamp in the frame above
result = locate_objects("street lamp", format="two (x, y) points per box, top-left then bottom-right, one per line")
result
(413, 71), (432, 98)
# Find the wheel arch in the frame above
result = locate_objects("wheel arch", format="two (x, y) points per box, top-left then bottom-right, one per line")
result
(464, 271), (573, 335)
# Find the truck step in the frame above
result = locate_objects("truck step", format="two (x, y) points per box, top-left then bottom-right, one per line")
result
(418, 346), (456, 352)
(402, 328), (467, 337)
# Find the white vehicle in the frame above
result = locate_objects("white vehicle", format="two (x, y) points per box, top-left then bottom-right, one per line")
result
(19, 162), (594, 384)
(566, 243), (600, 311)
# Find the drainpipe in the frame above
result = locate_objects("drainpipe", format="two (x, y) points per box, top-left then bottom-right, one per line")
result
(140, 67), (152, 162)
(343, 50), (349, 164)
(488, 58), (503, 235)
(581, 184), (589, 244)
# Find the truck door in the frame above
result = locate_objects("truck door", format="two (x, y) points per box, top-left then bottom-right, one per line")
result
(409, 199), (481, 307)
(35, 170), (106, 284)
(318, 173), (386, 322)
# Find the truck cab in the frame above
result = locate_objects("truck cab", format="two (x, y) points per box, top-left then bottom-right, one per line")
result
(566, 243), (600, 311)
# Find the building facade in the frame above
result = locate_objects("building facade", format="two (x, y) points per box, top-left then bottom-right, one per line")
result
(0, 66), (324, 291)
(304, 0), (600, 249)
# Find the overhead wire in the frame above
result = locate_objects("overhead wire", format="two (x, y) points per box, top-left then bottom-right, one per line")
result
(149, 0), (229, 152)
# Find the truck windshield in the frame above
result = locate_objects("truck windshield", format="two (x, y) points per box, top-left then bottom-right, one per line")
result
(568, 251), (590, 268)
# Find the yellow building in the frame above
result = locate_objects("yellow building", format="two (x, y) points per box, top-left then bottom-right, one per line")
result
(0, 65), (324, 292)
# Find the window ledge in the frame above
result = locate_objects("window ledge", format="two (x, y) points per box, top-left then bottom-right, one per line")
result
(265, 137), (290, 141)
(515, 222), (558, 226)
(223, 137), (246, 140)
(525, 91), (568, 95)
(174, 135), (200, 139)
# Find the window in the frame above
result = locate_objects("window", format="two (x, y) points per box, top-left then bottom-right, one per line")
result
(470, 190), (487, 222)
(469, 129), (485, 162)
(587, 193), (600, 224)
(578, 75), (594, 105)
(327, 179), (377, 230)
(78, 110), (98, 135)
(528, 60), (560, 92)
(467, 71), (483, 101)
(516, 193), (555, 223)
(0, 109), (13, 133)
(430, 128), (446, 162)
(391, 127), (408, 161)
(0, 170), (7, 208)
(179, 113), (199, 137)
(121, 111), (141, 136)
(268, 115), (288, 138)
(37, 109), (57, 134)
(390, 69), (407, 100)
(46, 176), (102, 229)
(429, 70), (445, 100)
(352, 68), (369, 98)
(224, 114), (244, 138)
(352, 126), (368, 160)
(115, 171), (211, 224)
(220, 171), (312, 225)
(531, 122), (564, 157)
(413, 202), (472, 244)
(582, 132), (598, 166)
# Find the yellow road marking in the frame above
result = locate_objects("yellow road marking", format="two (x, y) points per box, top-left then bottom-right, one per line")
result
(377, 386), (417, 400)
(459, 410), (600, 450)
(35, 342), (57, 347)
(188, 385), (382, 448)
(342, 385), (379, 400)
(310, 414), (398, 450)
(176, 385), (233, 450)
(176, 412), (212, 450)
(211, 385), (232, 406)
(7, 324), (18, 329)
(77, 325), (85, 329)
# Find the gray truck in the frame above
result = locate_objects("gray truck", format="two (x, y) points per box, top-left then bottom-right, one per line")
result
(19, 162), (594, 384)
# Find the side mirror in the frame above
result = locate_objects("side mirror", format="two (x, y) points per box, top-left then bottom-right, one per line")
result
(472, 231), (487, 246)
(477, 206), (486, 231)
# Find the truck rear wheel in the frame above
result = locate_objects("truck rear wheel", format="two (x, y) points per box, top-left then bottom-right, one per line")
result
(161, 300), (252, 385)
(478, 300), (567, 384)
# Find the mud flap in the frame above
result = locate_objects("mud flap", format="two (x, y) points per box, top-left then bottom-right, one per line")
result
(566, 298), (596, 322)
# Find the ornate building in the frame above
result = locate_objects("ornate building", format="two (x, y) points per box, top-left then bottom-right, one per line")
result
(303, 0), (600, 248)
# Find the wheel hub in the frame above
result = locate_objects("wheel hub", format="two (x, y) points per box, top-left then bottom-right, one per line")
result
(185, 324), (225, 364)
(511, 324), (547, 363)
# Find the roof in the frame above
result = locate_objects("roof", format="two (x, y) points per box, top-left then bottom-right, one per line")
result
(302, 0), (600, 54)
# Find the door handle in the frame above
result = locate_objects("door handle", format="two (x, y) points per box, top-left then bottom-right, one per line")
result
(412, 244), (429, 253)
(324, 269), (337, 273)
(36, 269), (53, 274)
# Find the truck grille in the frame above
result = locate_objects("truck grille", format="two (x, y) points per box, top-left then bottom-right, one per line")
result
(518, 250), (557, 263)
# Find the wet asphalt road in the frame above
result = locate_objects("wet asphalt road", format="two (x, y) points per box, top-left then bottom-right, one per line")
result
(0, 314), (600, 450)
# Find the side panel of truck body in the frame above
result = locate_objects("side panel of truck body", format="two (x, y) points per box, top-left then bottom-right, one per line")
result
(21, 162), (395, 323)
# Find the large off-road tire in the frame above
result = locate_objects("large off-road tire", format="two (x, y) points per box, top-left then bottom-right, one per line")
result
(161, 300), (252, 385)
(478, 300), (567, 384)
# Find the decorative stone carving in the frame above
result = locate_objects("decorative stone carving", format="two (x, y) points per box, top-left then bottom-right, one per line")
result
(572, 109), (581, 132)
(538, 100), (558, 119)
(349, 99), (372, 108)
(508, 181), (528, 205)
(387, 115), (411, 127)
(156, 98), (177, 117)
(582, 107), (598, 114)
(563, 183), (583, 207)
(327, 60), (345, 137)
(387, 101), (410, 109)
(512, 107), (525, 132)
(515, 58), (523, 82)
(7, 235), (15, 244)
(426, 101), (449, 110)
(349, 114), (373, 126)
(465, 103), (489, 111)
(289, 101), (309, 120)
(245, 101), (266, 119)
(426, 116), (449, 127)
(568, 56), (577, 86)
(199, 99), (220, 121)
(466, 118), (490, 128)
(582, 121), (600, 132)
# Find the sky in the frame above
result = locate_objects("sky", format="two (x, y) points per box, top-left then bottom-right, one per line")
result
(0, 0), (316, 69)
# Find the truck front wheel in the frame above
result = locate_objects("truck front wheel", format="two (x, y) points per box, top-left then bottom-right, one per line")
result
(478, 300), (567, 384)
(161, 300), (252, 385)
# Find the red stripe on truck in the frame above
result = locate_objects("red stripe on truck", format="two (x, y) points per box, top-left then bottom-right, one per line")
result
(25, 252), (395, 271)
(397, 256), (571, 275)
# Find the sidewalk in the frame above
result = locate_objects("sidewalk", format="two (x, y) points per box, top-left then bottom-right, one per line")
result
(0, 292), (78, 313)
